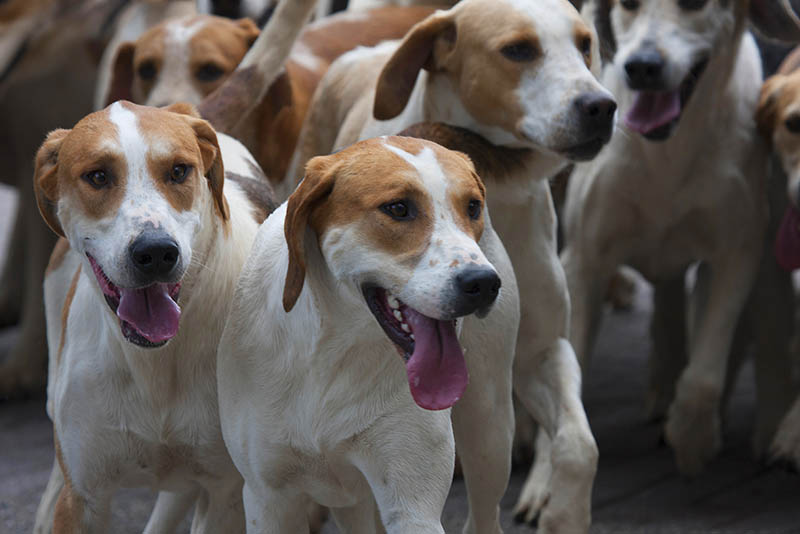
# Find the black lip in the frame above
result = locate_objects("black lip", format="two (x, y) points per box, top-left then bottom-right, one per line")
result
(363, 285), (414, 360)
(562, 137), (609, 161)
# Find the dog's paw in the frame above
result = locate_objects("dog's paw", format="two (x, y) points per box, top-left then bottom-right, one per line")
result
(665, 389), (721, 476)
(512, 471), (549, 526)
(769, 410), (800, 473)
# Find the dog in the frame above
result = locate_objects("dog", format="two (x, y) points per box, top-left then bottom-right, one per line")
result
(756, 46), (800, 470)
(0, 0), (130, 398)
(289, 0), (615, 530)
(563, 0), (800, 475)
(217, 134), (517, 533)
(32, 101), (273, 533)
(105, 14), (260, 108)
(196, 3), (434, 194)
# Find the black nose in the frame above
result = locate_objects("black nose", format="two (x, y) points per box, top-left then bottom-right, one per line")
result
(129, 234), (180, 279)
(625, 49), (665, 90)
(573, 92), (617, 133)
(454, 266), (501, 315)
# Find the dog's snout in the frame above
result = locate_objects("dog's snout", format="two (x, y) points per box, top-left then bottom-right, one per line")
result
(454, 266), (501, 315)
(625, 49), (666, 90)
(574, 93), (617, 129)
(130, 234), (180, 279)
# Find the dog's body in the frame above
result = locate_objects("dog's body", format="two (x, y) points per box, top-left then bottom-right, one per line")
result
(756, 46), (800, 469)
(290, 0), (617, 530)
(33, 102), (272, 533)
(218, 134), (517, 533)
(564, 0), (800, 475)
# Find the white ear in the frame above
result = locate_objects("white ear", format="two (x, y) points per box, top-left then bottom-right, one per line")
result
(750, 0), (800, 43)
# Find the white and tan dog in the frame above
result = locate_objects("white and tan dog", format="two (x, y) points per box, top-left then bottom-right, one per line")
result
(33, 101), (273, 533)
(564, 0), (800, 475)
(289, 0), (613, 530)
(218, 135), (516, 533)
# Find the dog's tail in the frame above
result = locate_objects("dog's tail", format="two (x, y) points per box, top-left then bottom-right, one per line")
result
(198, 0), (318, 132)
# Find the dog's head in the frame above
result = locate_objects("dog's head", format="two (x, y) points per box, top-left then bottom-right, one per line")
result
(107, 15), (259, 107)
(283, 136), (500, 410)
(374, 0), (616, 162)
(34, 101), (228, 349)
(588, 0), (800, 140)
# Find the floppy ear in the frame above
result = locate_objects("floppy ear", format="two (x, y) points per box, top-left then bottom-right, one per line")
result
(106, 41), (135, 107)
(757, 74), (787, 141)
(33, 129), (70, 238)
(750, 0), (800, 42)
(283, 156), (336, 312)
(374, 12), (457, 121)
(582, 0), (616, 63)
(236, 18), (261, 48)
(169, 103), (229, 220)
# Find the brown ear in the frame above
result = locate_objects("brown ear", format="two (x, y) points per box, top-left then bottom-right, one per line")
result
(283, 156), (335, 312)
(236, 18), (261, 48)
(33, 129), (70, 238)
(757, 74), (786, 141)
(374, 12), (457, 121)
(178, 109), (229, 220)
(750, 0), (800, 42)
(106, 42), (136, 107)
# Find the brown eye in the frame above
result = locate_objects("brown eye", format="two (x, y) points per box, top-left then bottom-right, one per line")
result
(580, 37), (592, 56)
(83, 170), (109, 189)
(620, 0), (640, 10)
(500, 41), (538, 62)
(196, 63), (224, 82)
(381, 200), (416, 221)
(170, 164), (189, 183)
(467, 199), (482, 220)
(786, 116), (800, 134)
(137, 61), (157, 81)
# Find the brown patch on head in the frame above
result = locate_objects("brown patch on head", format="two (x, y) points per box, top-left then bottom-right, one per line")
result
(187, 17), (259, 93)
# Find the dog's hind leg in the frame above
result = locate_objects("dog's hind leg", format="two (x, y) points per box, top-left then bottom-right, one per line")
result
(33, 459), (64, 534)
(646, 272), (688, 421)
(511, 339), (597, 534)
(143, 489), (198, 534)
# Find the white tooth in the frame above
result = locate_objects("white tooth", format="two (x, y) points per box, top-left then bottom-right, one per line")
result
(388, 295), (400, 309)
(393, 310), (403, 321)
(401, 323), (410, 333)
(410, 333), (415, 340)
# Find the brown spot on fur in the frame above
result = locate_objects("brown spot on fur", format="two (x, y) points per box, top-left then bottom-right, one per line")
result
(46, 238), (70, 275)
(450, 259), (460, 267)
(226, 170), (277, 223)
(53, 429), (83, 533)
(57, 266), (81, 368)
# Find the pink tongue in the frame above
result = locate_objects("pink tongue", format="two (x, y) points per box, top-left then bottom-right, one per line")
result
(776, 205), (800, 271)
(117, 284), (181, 344)
(623, 91), (681, 135)
(403, 308), (468, 411)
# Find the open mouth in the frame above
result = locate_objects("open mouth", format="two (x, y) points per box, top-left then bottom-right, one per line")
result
(623, 56), (709, 141)
(363, 285), (468, 411)
(87, 254), (181, 348)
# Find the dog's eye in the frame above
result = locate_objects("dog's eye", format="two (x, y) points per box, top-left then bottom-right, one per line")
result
(196, 63), (225, 82)
(500, 41), (538, 63)
(620, 0), (640, 10)
(83, 170), (109, 189)
(170, 164), (190, 183)
(678, 0), (707, 10)
(137, 61), (157, 81)
(580, 37), (592, 57)
(785, 116), (800, 134)
(380, 200), (415, 221)
(467, 200), (482, 220)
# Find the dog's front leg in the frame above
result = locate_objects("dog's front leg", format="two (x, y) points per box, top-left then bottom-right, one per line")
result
(190, 480), (245, 534)
(143, 489), (200, 534)
(511, 339), (597, 534)
(52, 476), (112, 534)
(242, 482), (311, 534)
(665, 249), (760, 475)
(33, 459), (64, 534)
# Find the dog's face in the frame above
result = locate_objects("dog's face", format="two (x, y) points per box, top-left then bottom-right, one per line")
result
(108, 15), (259, 107)
(283, 137), (500, 410)
(375, 0), (616, 161)
(600, 0), (800, 140)
(34, 101), (229, 348)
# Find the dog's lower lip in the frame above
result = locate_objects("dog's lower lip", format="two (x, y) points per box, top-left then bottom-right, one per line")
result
(561, 137), (607, 161)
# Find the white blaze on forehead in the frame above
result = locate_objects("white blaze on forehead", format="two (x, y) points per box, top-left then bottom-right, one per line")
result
(109, 102), (148, 183)
(166, 17), (207, 47)
(383, 143), (449, 205)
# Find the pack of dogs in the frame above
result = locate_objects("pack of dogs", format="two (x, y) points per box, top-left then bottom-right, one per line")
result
(2, 0), (800, 532)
